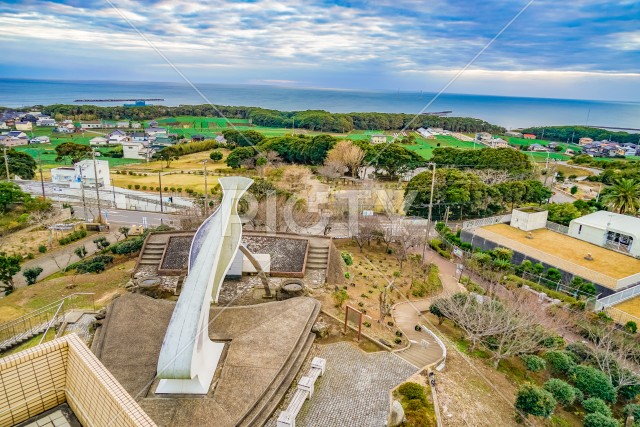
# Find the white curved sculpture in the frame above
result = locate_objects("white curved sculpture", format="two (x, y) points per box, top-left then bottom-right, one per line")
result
(156, 176), (253, 394)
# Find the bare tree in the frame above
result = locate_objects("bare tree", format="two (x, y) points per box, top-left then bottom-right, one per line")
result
(349, 215), (380, 252)
(326, 140), (365, 178)
(393, 222), (422, 269)
(317, 160), (344, 182)
(280, 165), (312, 194)
(469, 168), (511, 185)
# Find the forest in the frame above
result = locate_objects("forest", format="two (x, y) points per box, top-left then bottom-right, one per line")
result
(521, 126), (640, 145)
(21, 104), (506, 134)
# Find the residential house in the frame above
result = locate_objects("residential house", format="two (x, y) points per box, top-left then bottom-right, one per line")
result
(0, 121), (8, 130)
(116, 121), (130, 128)
(505, 131), (523, 137)
(568, 211), (640, 257)
(153, 135), (173, 145)
(488, 137), (509, 148)
(148, 120), (159, 128)
(89, 137), (109, 146)
(102, 121), (117, 129)
(80, 121), (103, 129)
(129, 132), (148, 142)
(191, 134), (206, 142)
(36, 117), (56, 126)
(107, 129), (128, 144)
(50, 159), (111, 188)
(131, 122), (142, 129)
(370, 134), (387, 144)
(578, 137), (594, 145)
(56, 123), (75, 133)
(215, 134), (226, 144)
(29, 136), (50, 144)
(123, 141), (155, 160)
(145, 127), (167, 137)
(476, 132), (492, 141)
(15, 121), (33, 131)
(523, 133), (537, 140)
(528, 143), (547, 152)
(0, 131), (29, 147)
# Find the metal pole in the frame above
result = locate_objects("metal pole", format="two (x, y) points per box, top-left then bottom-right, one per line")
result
(2, 147), (10, 180)
(158, 165), (164, 213)
(91, 151), (104, 224)
(422, 162), (436, 262)
(38, 149), (46, 198)
(203, 160), (208, 216)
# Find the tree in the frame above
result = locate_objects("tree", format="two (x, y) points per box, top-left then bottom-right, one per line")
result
(0, 253), (21, 294)
(280, 165), (311, 193)
(22, 266), (43, 286)
(156, 146), (179, 167)
(545, 203), (582, 226)
(515, 383), (556, 418)
(570, 365), (617, 403)
(74, 245), (88, 259)
(326, 140), (365, 178)
(601, 178), (640, 214)
(93, 236), (110, 250)
(570, 185), (578, 195)
(0, 181), (29, 212)
(583, 413), (620, 427)
(118, 226), (130, 238)
(333, 289), (348, 308)
(582, 397), (612, 417)
(367, 144), (424, 179)
(543, 379), (576, 406)
(349, 215), (380, 253)
(54, 142), (92, 164)
(226, 147), (256, 168)
(0, 149), (37, 179)
(521, 354), (546, 372)
(209, 150), (223, 161)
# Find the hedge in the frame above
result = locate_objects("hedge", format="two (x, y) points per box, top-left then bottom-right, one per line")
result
(58, 230), (87, 246)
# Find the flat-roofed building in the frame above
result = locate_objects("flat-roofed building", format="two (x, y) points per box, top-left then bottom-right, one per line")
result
(568, 211), (640, 258)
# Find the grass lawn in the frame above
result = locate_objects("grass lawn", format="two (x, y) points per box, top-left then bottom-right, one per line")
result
(402, 135), (481, 160)
(0, 259), (134, 324)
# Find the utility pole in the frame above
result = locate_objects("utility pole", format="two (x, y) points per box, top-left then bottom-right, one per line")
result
(421, 162), (436, 262)
(158, 162), (164, 213)
(91, 151), (105, 224)
(2, 146), (10, 180)
(202, 160), (208, 216)
(37, 148), (45, 198)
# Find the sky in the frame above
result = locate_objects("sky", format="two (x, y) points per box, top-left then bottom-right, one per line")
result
(0, 0), (639, 101)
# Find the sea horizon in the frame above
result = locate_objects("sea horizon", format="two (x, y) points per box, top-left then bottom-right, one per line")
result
(1, 78), (639, 130)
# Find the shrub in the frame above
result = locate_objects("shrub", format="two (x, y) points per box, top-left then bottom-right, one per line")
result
(564, 342), (593, 363)
(58, 229), (87, 246)
(209, 150), (223, 161)
(108, 235), (145, 255)
(134, 184), (140, 190)
(623, 403), (640, 421)
(625, 321), (638, 334)
(333, 289), (348, 308)
(73, 245), (87, 259)
(521, 354), (546, 372)
(583, 413), (620, 427)
(570, 365), (616, 403)
(341, 251), (353, 266)
(543, 379), (576, 406)
(398, 382), (427, 403)
(544, 351), (575, 375)
(141, 185), (147, 190)
(22, 266), (43, 285)
(74, 254), (113, 274)
(93, 236), (110, 250)
(127, 184), (132, 189)
(515, 383), (556, 418)
(38, 245), (47, 253)
(582, 397), (612, 417)
(344, 272), (350, 279)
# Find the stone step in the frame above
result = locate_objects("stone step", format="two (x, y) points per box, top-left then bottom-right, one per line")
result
(307, 255), (328, 261)
(308, 247), (329, 253)
(139, 260), (161, 265)
(240, 300), (320, 427)
(144, 248), (165, 253)
(145, 242), (166, 247)
(141, 253), (162, 259)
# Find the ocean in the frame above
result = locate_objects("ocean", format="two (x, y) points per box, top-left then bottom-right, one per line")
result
(1, 78), (639, 130)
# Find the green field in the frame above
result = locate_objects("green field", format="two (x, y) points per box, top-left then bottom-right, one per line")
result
(402, 135), (481, 159)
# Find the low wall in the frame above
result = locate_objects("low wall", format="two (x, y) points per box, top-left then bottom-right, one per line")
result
(0, 334), (155, 427)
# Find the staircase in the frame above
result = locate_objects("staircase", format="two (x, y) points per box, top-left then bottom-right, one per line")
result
(306, 245), (329, 271)
(138, 241), (166, 267)
(392, 300), (446, 369)
(238, 299), (321, 427)
(0, 321), (51, 352)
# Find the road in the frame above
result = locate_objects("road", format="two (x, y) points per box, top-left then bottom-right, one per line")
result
(557, 161), (603, 176)
(550, 188), (577, 204)
(77, 207), (186, 228)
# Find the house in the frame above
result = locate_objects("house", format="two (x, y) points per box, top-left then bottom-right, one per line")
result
(15, 121), (33, 131)
(107, 129), (128, 144)
(123, 141), (155, 160)
(215, 134), (226, 144)
(370, 134), (387, 144)
(102, 121), (117, 129)
(568, 211), (640, 257)
(153, 135), (173, 145)
(476, 132), (492, 141)
(36, 117), (56, 126)
(90, 137), (109, 146)
(29, 136), (50, 144)
(116, 121), (130, 128)
(56, 123), (75, 133)
(80, 121), (103, 129)
(131, 122), (142, 129)
(488, 137), (509, 148)
(50, 159), (111, 187)
(505, 131), (523, 138)
(0, 121), (7, 130)
(129, 132), (148, 142)
(578, 137), (594, 145)
(1, 135), (29, 147)
(529, 143), (547, 152)
(145, 127), (167, 137)
(148, 120), (159, 128)
(191, 134), (206, 142)
(523, 133), (537, 140)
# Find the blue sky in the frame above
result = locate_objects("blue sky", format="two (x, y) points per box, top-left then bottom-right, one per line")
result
(0, 0), (639, 100)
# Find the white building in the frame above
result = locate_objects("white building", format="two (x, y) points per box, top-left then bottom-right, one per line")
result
(116, 121), (130, 128)
(145, 127), (167, 137)
(80, 121), (102, 129)
(568, 211), (640, 257)
(370, 134), (386, 144)
(51, 159), (111, 187)
(90, 136), (109, 146)
(36, 117), (57, 126)
(123, 141), (154, 160)
(29, 136), (50, 144)
(107, 130), (128, 144)
(15, 121), (33, 131)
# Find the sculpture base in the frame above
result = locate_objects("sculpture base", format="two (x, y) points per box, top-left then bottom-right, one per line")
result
(155, 341), (225, 394)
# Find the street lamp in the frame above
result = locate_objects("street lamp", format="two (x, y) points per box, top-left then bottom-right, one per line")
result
(202, 160), (208, 216)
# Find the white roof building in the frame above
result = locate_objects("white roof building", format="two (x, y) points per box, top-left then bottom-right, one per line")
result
(569, 211), (640, 257)
(51, 159), (111, 188)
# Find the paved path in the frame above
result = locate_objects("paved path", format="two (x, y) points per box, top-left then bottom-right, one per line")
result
(266, 342), (416, 427)
(392, 300), (443, 368)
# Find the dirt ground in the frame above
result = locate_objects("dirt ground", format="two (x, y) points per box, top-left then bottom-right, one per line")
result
(0, 224), (86, 258)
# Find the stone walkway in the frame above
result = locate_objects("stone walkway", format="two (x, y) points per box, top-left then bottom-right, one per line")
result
(392, 300), (444, 369)
(266, 342), (416, 427)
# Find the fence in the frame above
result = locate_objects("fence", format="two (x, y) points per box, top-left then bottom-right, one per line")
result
(595, 282), (640, 311)
(521, 271), (598, 305)
(461, 214), (512, 230)
(546, 221), (569, 234)
(0, 293), (95, 349)
(606, 306), (640, 327)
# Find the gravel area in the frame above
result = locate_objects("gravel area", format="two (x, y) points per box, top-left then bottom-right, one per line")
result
(160, 236), (191, 270)
(243, 235), (308, 273)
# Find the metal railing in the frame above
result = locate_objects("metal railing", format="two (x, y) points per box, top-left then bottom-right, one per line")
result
(546, 221), (569, 234)
(595, 283), (640, 311)
(461, 214), (512, 230)
(0, 293), (95, 348)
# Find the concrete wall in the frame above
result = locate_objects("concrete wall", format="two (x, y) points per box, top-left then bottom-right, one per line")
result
(510, 208), (548, 231)
(568, 223), (604, 248)
(0, 334), (156, 427)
